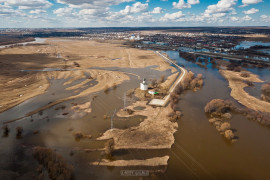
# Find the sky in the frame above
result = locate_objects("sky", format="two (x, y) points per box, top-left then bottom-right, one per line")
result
(0, 0), (270, 28)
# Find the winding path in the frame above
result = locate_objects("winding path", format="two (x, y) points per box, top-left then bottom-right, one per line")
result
(149, 51), (187, 106)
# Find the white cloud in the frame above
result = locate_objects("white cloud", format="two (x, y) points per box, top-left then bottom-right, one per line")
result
(0, 0), (52, 9)
(260, 15), (270, 22)
(231, 9), (237, 15)
(79, 9), (98, 15)
(173, 0), (191, 9)
(161, 11), (184, 21)
(0, 7), (26, 16)
(189, 0), (237, 24)
(231, 15), (253, 22)
(203, 0), (237, 17)
(56, 0), (134, 9)
(243, 8), (259, 14)
(173, 0), (200, 9)
(240, 0), (262, 7)
(242, 15), (252, 21)
(120, 2), (148, 15)
(260, 15), (268, 19)
(242, 0), (262, 5)
(0, 3), (11, 8)
(188, 0), (200, 5)
(231, 16), (239, 21)
(152, 7), (162, 14)
(29, 9), (46, 14)
(53, 7), (74, 17)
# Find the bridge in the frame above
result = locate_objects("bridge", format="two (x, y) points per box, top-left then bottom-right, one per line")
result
(189, 51), (270, 65)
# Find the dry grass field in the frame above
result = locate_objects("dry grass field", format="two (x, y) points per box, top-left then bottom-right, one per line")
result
(220, 70), (270, 113)
(0, 38), (173, 113)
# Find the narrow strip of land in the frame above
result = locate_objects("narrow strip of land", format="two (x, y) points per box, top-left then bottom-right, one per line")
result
(220, 70), (270, 113)
(91, 156), (169, 167)
(149, 51), (187, 106)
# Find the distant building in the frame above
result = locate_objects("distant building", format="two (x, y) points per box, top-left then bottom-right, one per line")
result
(130, 34), (136, 40)
(140, 78), (148, 91)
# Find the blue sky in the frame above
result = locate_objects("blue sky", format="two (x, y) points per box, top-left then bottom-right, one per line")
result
(0, 0), (270, 28)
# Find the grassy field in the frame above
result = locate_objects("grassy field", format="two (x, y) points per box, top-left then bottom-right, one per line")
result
(0, 38), (173, 113)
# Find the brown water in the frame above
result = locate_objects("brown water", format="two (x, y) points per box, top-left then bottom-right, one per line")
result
(0, 66), (173, 179)
(1, 51), (270, 179)
(164, 51), (270, 180)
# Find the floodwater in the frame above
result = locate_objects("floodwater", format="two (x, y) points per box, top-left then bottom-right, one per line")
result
(164, 50), (270, 180)
(1, 48), (270, 179)
(0, 66), (173, 179)
(234, 41), (270, 49)
(0, 38), (46, 49)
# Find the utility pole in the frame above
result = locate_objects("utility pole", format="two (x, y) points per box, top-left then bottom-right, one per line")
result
(123, 92), (126, 110)
(111, 109), (116, 130)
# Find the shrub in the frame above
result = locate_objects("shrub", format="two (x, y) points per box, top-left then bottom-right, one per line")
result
(151, 79), (158, 88)
(73, 132), (84, 140)
(104, 139), (115, 156)
(159, 74), (165, 83)
(73, 62), (80, 67)
(174, 84), (184, 95)
(73, 132), (92, 141)
(125, 108), (134, 115)
(214, 121), (222, 128)
(33, 146), (73, 180)
(224, 130), (234, 140)
(262, 94), (270, 103)
(126, 89), (135, 96)
(261, 83), (270, 95)
(221, 113), (232, 120)
(16, 127), (23, 138)
(227, 63), (241, 72)
(181, 77), (191, 90)
(240, 72), (250, 78)
(219, 122), (231, 132)
(188, 71), (195, 80)
(2, 125), (9, 137)
(204, 99), (233, 115)
(104, 85), (109, 93)
(168, 111), (181, 122)
(208, 118), (221, 124)
(180, 72), (203, 91)
(234, 66), (241, 72)
(246, 81), (254, 87)
(189, 78), (204, 90)
(197, 74), (203, 79)
(170, 92), (180, 112)
(55, 105), (66, 111)
(189, 79), (198, 89)
(112, 83), (117, 90)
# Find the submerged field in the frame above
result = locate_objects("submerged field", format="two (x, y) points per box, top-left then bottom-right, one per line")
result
(0, 38), (179, 179)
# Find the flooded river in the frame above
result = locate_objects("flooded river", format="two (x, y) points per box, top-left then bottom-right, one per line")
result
(164, 51), (270, 180)
(0, 49), (270, 179)
(0, 38), (46, 49)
